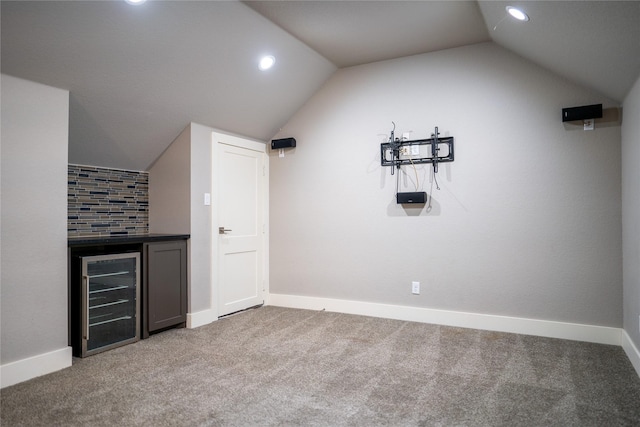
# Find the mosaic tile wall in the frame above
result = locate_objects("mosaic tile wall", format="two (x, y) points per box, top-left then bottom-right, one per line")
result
(68, 164), (149, 237)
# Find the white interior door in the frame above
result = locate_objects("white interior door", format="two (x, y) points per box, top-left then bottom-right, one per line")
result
(216, 135), (266, 317)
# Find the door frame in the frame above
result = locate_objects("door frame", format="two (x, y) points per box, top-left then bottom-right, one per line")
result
(211, 131), (269, 318)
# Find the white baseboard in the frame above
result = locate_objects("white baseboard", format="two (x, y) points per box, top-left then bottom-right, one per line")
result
(622, 330), (640, 377)
(1, 346), (72, 389)
(268, 294), (622, 346)
(187, 308), (217, 329)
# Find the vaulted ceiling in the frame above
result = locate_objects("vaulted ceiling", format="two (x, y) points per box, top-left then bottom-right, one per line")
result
(2, 1), (639, 171)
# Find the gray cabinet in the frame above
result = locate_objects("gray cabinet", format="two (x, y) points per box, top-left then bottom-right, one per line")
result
(70, 234), (189, 355)
(143, 240), (187, 338)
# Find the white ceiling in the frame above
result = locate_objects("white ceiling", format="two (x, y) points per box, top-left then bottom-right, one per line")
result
(1, 0), (336, 170)
(244, 1), (492, 67)
(478, 0), (640, 103)
(2, 1), (639, 171)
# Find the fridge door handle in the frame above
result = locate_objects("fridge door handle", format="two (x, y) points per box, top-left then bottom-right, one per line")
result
(83, 275), (89, 341)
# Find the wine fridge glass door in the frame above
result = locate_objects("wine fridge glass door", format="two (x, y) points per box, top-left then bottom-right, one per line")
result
(81, 252), (140, 357)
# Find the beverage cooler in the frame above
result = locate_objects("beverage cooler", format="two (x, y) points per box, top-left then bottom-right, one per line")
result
(75, 253), (140, 357)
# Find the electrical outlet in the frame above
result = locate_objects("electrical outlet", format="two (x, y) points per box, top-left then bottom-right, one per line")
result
(584, 119), (594, 131)
(400, 145), (419, 156)
(412, 281), (420, 295)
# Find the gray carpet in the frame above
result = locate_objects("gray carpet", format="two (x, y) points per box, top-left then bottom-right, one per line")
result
(2, 306), (640, 426)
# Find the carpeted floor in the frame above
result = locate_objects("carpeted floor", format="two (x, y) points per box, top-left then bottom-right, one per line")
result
(2, 306), (640, 426)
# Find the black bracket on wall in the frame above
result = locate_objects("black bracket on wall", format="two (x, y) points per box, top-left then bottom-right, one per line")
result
(380, 126), (454, 174)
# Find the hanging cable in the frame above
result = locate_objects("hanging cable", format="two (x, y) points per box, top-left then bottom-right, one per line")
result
(427, 165), (435, 212)
(426, 163), (440, 212)
(408, 156), (419, 191)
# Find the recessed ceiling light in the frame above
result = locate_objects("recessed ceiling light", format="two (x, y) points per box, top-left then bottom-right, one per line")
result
(506, 6), (529, 22)
(125, 0), (147, 5)
(259, 55), (276, 71)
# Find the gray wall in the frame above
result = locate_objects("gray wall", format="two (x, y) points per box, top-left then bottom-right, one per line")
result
(269, 42), (622, 327)
(149, 123), (213, 315)
(1, 74), (69, 363)
(622, 74), (640, 348)
(188, 123), (214, 314)
(149, 125), (191, 235)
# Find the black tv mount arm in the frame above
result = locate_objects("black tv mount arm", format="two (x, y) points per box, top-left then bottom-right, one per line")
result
(385, 122), (401, 175)
(380, 125), (454, 172)
(431, 126), (441, 173)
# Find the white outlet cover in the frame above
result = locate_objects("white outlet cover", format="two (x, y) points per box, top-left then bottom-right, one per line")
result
(412, 281), (420, 294)
(584, 119), (594, 130)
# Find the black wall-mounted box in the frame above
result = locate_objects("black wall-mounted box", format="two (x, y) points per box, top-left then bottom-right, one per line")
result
(271, 137), (296, 149)
(397, 192), (427, 204)
(562, 104), (602, 122)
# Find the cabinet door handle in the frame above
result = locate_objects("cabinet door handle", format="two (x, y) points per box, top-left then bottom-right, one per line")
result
(83, 275), (89, 341)
(218, 227), (232, 234)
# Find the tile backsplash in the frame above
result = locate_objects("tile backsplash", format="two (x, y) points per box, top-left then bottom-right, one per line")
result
(68, 164), (149, 237)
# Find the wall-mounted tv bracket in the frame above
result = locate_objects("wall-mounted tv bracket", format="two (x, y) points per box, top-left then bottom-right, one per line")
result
(380, 125), (454, 174)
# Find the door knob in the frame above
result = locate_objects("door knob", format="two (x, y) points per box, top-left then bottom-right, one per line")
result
(219, 227), (232, 234)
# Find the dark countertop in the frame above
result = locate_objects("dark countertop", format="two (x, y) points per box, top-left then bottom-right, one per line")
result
(68, 233), (190, 247)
